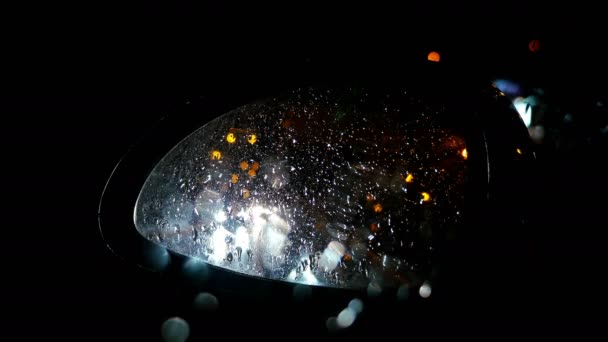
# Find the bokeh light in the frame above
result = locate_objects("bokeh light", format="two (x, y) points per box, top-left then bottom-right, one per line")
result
(292, 284), (313, 301)
(419, 281), (432, 298)
(427, 51), (440, 62)
(161, 317), (190, 342)
(528, 39), (540, 52)
(336, 307), (357, 328)
(193, 292), (219, 312)
(226, 132), (237, 144)
(397, 284), (410, 301)
(348, 298), (364, 314)
(211, 150), (222, 160)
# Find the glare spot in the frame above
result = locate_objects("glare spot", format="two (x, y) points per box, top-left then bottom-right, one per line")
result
(214, 211), (227, 223)
(193, 292), (219, 312)
(337, 307), (357, 328)
(288, 265), (319, 285)
(211, 228), (228, 261)
(516, 148), (523, 155)
(235, 226), (250, 249)
(348, 298), (364, 314)
(513, 97), (532, 127)
(211, 150), (222, 160)
(161, 317), (190, 342)
(419, 282), (432, 298)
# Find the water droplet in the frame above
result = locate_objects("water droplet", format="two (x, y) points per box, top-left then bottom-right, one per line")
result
(236, 246), (242, 262)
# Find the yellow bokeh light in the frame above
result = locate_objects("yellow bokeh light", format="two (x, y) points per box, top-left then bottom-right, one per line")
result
(231, 174), (239, 184)
(240, 161), (249, 171)
(242, 189), (250, 199)
(226, 132), (237, 144)
(373, 203), (383, 213)
(248, 169), (257, 178)
(516, 148), (522, 155)
(461, 148), (468, 160)
(247, 134), (257, 145)
(211, 150), (222, 160)
(421, 192), (431, 202)
(405, 173), (414, 183)
(251, 161), (260, 171)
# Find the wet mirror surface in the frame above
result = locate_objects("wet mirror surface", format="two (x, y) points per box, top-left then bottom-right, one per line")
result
(135, 87), (472, 288)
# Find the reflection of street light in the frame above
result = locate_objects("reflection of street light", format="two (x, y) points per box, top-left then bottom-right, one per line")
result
(513, 97), (533, 127)
(421, 192), (431, 203)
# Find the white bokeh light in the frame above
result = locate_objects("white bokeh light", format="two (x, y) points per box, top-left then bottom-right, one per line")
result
(419, 282), (432, 298)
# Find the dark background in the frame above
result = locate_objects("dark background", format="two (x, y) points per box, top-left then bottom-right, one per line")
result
(4, 1), (607, 338)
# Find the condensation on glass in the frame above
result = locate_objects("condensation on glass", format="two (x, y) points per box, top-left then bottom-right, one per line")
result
(134, 87), (468, 289)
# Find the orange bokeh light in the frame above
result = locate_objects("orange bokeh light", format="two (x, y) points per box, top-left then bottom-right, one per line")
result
(427, 51), (440, 62)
